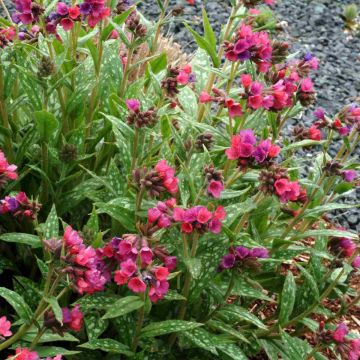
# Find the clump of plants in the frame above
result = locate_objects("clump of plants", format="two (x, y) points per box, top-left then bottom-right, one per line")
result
(341, 4), (359, 31)
(0, 0), (359, 359)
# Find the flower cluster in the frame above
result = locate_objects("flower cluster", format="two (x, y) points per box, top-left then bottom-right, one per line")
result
(133, 160), (178, 197)
(176, 64), (196, 86)
(147, 198), (177, 231)
(44, 305), (83, 335)
(313, 104), (360, 137)
(218, 246), (269, 271)
(61, 226), (109, 294)
(7, 348), (61, 360)
(105, 235), (176, 302)
(329, 231), (360, 268)
(161, 65), (196, 97)
(242, 0), (274, 8)
(226, 129), (281, 168)
(204, 165), (224, 199)
(240, 74), (296, 111)
(46, 2), (81, 32)
(199, 88), (243, 118)
(126, 99), (158, 128)
(318, 322), (360, 360)
(173, 205), (226, 234)
(0, 151), (17, 187)
(322, 161), (357, 183)
(13, 0), (44, 25)
(224, 22), (272, 72)
(79, 0), (110, 27)
(0, 192), (41, 219)
(0, 27), (16, 48)
(0, 316), (12, 338)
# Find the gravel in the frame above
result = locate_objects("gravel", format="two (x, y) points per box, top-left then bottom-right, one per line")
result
(1, 0), (359, 231)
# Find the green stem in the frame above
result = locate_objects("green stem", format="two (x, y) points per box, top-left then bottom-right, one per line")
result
(119, 43), (134, 98)
(0, 0), (13, 23)
(234, 192), (263, 233)
(30, 327), (46, 350)
(131, 292), (145, 352)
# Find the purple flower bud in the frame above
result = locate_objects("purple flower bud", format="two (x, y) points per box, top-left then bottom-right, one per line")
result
(342, 169), (357, 182)
(235, 246), (250, 259)
(56, 2), (69, 15)
(79, 2), (91, 15)
(304, 52), (313, 61)
(313, 107), (325, 120)
(220, 254), (236, 269)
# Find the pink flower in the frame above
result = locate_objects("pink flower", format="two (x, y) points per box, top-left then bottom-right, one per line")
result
(120, 259), (137, 277)
(352, 256), (360, 268)
(7, 348), (39, 360)
(68, 6), (80, 19)
(241, 74), (252, 88)
(177, 70), (189, 85)
(164, 256), (177, 271)
(60, 18), (74, 31)
(63, 226), (84, 249)
(274, 179), (301, 203)
(62, 305), (83, 332)
(342, 169), (357, 182)
(56, 2), (68, 15)
(333, 322), (348, 343)
(268, 144), (281, 158)
(308, 125), (321, 141)
(300, 78), (314, 93)
(148, 207), (161, 223)
(154, 266), (169, 281)
(0, 316), (12, 337)
(126, 99), (140, 112)
(181, 223), (193, 233)
(214, 206), (226, 221)
(209, 219), (222, 233)
(207, 180), (224, 198)
(140, 247), (153, 265)
(228, 103), (243, 118)
(197, 207), (212, 224)
(163, 176), (178, 194)
(128, 277), (146, 293)
(114, 270), (129, 285)
(0, 150), (17, 185)
(199, 91), (213, 103)
(349, 339), (360, 360)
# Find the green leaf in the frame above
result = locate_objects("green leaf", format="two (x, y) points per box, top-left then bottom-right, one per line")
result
(102, 296), (144, 319)
(33, 110), (59, 142)
(164, 290), (187, 301)
(0, 287), (32, 320)
(182, 327), (218, 355)
(44, 204), (59, 239)
(96, 203), (135, 231)
(0, 233), (41, 248)
(295, 229), (358, 240)
(217, 343), (249, 360)
(35, 346), (80, 357)
(101, 8), (134, 41)
(207, 320), (249, 343)
(218, 305), (267, 329)
(150, 52), (167, 74)
(75, 294), (120, 312)
(79, 339), (133, 356)
(202, 7), (216, 50)
(283, 140), (325, 151)
(184, 258), (203, 279)
(160, 115), (172, 139)
(184, 23), (220, 68)
(334, 182), (354, 194)
(280, 331), (307, 360)
(303, 203), (356, 218)
(46, 296), (63, 325)
(232, 278), (272, 301)
(141, 320), (203, 338)
(85, 313), (108, 340)
(23, 329), (79, 343)
(279, 272), (296, 325)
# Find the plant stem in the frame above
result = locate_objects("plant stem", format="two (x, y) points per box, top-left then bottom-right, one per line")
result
(131, 292), (145, 352)
(234, 192), (263, 233)
(119, 42), (134, 98)
(0, 0), (13, 23)
(30, 327), (46, 350)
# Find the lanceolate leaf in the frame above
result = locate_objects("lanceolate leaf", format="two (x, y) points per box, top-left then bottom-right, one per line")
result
(0, 287), (32, 320)
(141, 320), (203, 338)
(279, 272), (296, 325)
(102, 296), (144, 319)
(79, 339), (133, 356)
(182, 327), (219, 355)
(44, 204), (59, 239)
(0, 233), (41, 248)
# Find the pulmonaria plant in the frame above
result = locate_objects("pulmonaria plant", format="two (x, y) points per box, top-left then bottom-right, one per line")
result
(0, 0), (359, 358)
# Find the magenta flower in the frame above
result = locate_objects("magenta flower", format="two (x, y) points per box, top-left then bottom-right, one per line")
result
(199, 91), (213, 103)
(352, 256), (360, 269)
(274, 178), (301, 203)
(56, 2), (68, 15)
(128, 277), (147, 293)
(0, 316), (12, 337)
(62, 305), (83, 332)
(220, 254), (236, 269)
(164, 256), (177, 271)
(342, 169), (357, 182)
(126, 98), (140, 112)
(0, 150), (18, 187)
(333, 322), (348, 343)
(207, 180), (224, 198)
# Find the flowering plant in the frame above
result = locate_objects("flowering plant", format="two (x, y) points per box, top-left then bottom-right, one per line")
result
(0, 0), (359, 358)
